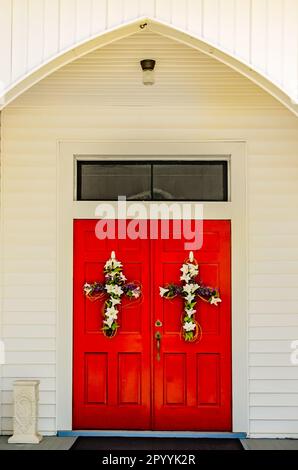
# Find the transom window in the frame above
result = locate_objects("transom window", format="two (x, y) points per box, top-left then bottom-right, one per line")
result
(77, 160), (228, 201)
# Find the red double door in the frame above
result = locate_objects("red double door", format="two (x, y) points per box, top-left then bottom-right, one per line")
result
(73, 220), (231, 430)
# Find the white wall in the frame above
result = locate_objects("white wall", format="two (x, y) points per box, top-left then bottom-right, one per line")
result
(0, 0), (298, 106)
(1, 30), (298, 437)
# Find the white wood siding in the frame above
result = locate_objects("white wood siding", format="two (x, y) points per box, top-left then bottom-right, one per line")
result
(1, 31), (298, 437)
(0, 0), (298, 104)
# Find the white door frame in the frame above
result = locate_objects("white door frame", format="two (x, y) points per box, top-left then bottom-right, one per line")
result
(57, 140), (248, 433)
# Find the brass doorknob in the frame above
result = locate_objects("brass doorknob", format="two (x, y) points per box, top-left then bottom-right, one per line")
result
(155, 331), (162, 361)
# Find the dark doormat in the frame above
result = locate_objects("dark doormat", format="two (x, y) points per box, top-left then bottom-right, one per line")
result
(71, 437), (244, 451)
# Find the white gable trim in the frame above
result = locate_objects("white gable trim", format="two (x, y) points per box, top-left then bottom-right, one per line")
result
(1, 18), (298, 117)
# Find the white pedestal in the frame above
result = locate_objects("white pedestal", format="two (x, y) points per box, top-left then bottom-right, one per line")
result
(8, 380), (43, 444)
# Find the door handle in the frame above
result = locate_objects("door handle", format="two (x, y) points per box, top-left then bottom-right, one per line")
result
(155, 331), (162, 361)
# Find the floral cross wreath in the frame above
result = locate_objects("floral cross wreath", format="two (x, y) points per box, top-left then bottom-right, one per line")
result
(159, 251), (221, 342)
(83, 251), (221, 342)
(83, 251), (141, 337)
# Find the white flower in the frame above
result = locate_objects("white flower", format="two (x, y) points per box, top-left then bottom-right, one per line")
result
(83, 283), (92, 295)
(185, 293), (195, 303)
(159, 287), (169, 297)
(113, 285), (124, 296)
(110, 297), (121, 306)
(105, 306), (118, 318)
(180, 264), (189, 275)
(185, 308), (196, 317)
(105, 284), (123, 296)
(183, 321), (196, 332)
(105, 259), (122, 270)
(104, 318), (114, 328)
(183, 284), (193, 294)
(105, 284), (115, 294)
(188, 263), (199, 277)
(183, 283), (199, 294)
(132, 287), (141, 299)
(119, 273), (127, 282)
(180, 273), (191, 282)
(180, 263), (198, 279)
(210, 296), (222, 306)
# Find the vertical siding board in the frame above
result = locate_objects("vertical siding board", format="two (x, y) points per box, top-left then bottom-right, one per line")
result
(187, 0), (202, 36)
(43, 0), (59, 60)
(250, 0), (267, 73)
(155, 0), (172, 24)
(11, 0), (28, 82)
(27, 0), (44, 71)
(218, 0), (235, 52)
(138, 0), (155, 18)
(0, 0), (12, 92)
(91, 0), (107, 35)
(107, 0), (124, 28)
(59, 0), (76, 51)
(171, 0), (187, 30)
(267, 0), (283, 85)
(283, 0), (298, 99)
(202, 0), (220, 45)
(123, 0), (139, 22)
(76, 0), (92, 42)
(234, 0), (250, 63)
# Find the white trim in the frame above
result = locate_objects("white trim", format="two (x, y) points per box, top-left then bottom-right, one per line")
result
(1, 18), (298, 117)
(57, 140), (248, 433)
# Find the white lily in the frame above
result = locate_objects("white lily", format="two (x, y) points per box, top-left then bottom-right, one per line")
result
(113, 285), (124, 296)
(83, 283), (92, 295)
(119, 273), (127, 282)
(105, 284), (123, 296)
(188, 263), (199, 277)
(210, 296), (222, 306)
(183, 321), (196, 332)
(185, 293), (195, 303)
(105, 284), (115, 294)
(180, 264), (190, 275)
(183, 284), (193, 294)
(105, 259), (122, 270)
(185, 308), (196, 317)
(105, 306), (118, 317)
(110, 297), (121, 306)
(180, 273), (191, 282)
(183, 283), (199, 294)
(104, 318), (114, 329)
(159, 287), (169, 297)
(132, 288), (141, 298)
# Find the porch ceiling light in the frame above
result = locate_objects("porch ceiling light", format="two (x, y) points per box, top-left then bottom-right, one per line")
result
(140, 59), (156, 85)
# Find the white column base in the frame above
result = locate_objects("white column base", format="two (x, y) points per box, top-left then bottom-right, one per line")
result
(8, 433), (43, 444)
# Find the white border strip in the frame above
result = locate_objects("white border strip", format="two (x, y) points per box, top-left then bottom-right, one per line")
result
(57, 140), (248, 433)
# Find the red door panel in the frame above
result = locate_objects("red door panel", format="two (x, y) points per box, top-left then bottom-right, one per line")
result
(152, 220), (231, 430)
(73, 220), (151, 429)
(73, 219), (231, 430)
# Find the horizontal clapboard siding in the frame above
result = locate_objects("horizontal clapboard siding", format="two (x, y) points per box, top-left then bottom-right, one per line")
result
(0, 0), (298, 103)
(1, 30), (298, 437)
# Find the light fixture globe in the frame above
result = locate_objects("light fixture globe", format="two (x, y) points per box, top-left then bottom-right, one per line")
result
(140, 59), (156, 85)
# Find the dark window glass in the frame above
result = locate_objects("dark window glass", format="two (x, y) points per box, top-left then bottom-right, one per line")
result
(77, 161), (228, 201)
(77, 162), (151, 200)
(153, 163), (227, 201)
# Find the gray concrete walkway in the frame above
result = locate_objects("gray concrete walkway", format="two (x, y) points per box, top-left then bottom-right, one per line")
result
(241, 439), (298, 450)
(0, 436), (76, 450)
